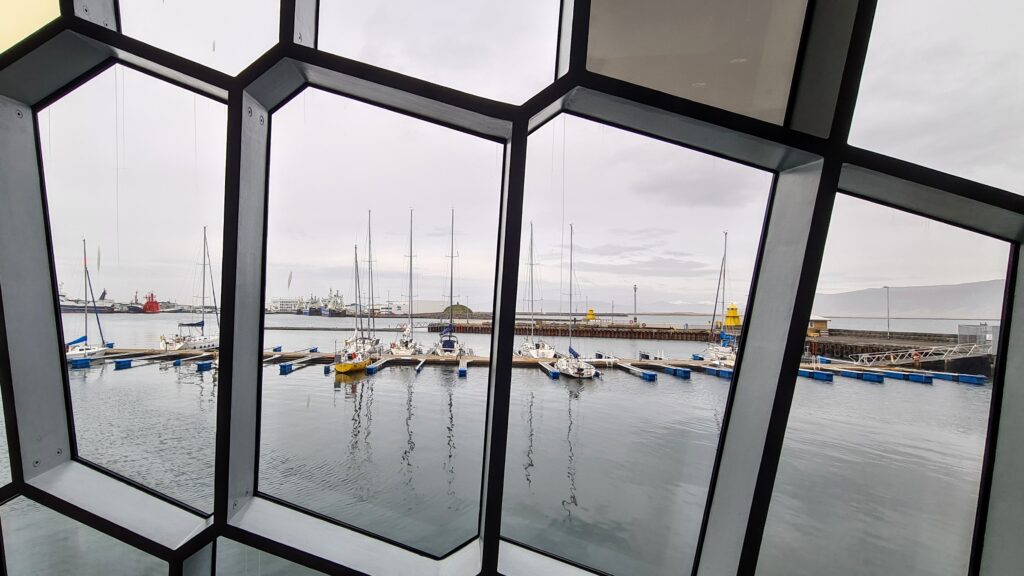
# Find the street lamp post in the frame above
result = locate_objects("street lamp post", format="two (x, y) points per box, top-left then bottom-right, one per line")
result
(633, 284), (638, 324)
(884, 285), (891, 339)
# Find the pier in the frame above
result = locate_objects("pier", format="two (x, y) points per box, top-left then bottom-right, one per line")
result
(68, 340), (992, 386)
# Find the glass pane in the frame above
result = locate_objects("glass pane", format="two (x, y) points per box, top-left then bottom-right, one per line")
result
(216, 538), (325, 576)
(39, 64), (225, 513)
(119, 0), (280, 75)
(0, 0), (59, 54)
(317, 0), (560, 104)
(257, 88), (502, 556)
(587, 0), (809, 124)
(757, 194), (1009, 576)
(0, 390), (9, 486)
(1, 497), (166, 575)
(500, 114), (772, 576)
(850, 0), (1024, 194)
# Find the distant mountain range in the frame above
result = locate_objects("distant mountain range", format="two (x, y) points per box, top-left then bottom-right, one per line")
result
(812, 279), (1004, 319)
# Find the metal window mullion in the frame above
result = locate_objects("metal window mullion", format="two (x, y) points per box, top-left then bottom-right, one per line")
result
(217, 89), (270, 524)
(695, 158), (839, 576)
(478, 120), (528, 574)
(979, 244), (1023, 575)
(0, 96), (72, 481)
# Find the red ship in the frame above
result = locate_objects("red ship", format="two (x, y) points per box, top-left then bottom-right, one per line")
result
(142, 292), (161, 313)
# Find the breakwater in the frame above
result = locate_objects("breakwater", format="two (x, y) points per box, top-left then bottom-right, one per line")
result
(427, 322), (717, 342)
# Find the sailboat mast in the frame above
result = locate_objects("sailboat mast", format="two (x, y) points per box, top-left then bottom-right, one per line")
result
(449, 209), (455, 328)
(408, 209), (414, 332)
(722, 231), (728, 314)
(354, 245), (363, 339)
(201, 226), (207, 336)
(82, 238), (88, 343)
(367, 211), (375, 337)
(568, 224), (573, 350)
(529, 222), (535, 340)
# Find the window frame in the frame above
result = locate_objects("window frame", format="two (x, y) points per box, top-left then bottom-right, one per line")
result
(0, 1), (1018, 575)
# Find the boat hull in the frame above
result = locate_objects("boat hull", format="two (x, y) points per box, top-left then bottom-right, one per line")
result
(336, 359), (369, 373)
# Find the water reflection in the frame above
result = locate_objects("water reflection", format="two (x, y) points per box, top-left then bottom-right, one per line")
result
(524, 391), (535, 488)
(561, 381), (584, 520)
(402, 376), (416, 488)
(444, 376), (457, 501)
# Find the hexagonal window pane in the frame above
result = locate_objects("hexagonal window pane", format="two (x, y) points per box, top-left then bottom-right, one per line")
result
(119, 0), (280, 75)
(758, 194), (1009, 576)
(257, 87), (503, 556)
(587, 0), (809, 124)
(1, 497), (166, 574)
(317, 1), (560, 103)
(216, 538), (326, 575)
(39, 64), (226, 513)
(0, 0), (59, 54)
(851, 0), (1023, 194)
(499, 114), (772, 576)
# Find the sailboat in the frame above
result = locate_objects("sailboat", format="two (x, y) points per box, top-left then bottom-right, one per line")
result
(390, 209), (424, 356)
(337, 243), (376, 373)
(430, 209), (472, 357)
(554, 225), (596, 379)
(160, 227), (219, 351)
(702, 231), (737, 366)
(66, 238), (109, 360)
(518, 222), (556, 359)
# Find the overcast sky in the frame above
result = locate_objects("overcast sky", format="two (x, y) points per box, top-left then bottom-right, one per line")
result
(34, 0), (1018, 313)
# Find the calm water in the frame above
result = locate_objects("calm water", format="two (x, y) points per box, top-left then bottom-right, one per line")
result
(1, 314), (991, 575)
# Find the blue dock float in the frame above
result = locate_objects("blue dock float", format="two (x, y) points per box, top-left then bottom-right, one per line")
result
(619, 362), (657, 381)
(324, 365), (332, 375)
(279, 363), (294, 375)
(539, 362), (560, 379)
(197, 361), (213, 372)
(716, 368), (733, 379)
(173, 358), (182, 367)
(366, 358), (389, 375)
(882, 371), (907, 380)
(811, 371), (833, 382)
(649, 363), (690, 379)
(273, 345), (282, 352)
(817, 356), (831, 364)
(70, 358), (91, 369)
(705, 367), (718, 377)
(458, 359), (468, 378)
(957, 374), (987, 385)
(908, 373), (933, 384)
(797, 368), (812, 378)
(861, 371), (885, 383)
(114, 359), (132, 370)
(839, 370), (862, 379)
(926, 371), (957, 381)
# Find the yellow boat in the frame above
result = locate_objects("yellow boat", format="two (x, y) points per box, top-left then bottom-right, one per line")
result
(335, 352), (370, 374)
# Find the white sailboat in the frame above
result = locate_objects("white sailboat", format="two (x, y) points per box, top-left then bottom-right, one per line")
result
(701, 231), (736, 366)
(430, 209), (472, 357)
(518, 222), (556, 359)
(554, 225), (596, 379)
(161, 226), (219, 351)
(66, 238), (108, 360)
(389, 209), (424, 356)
